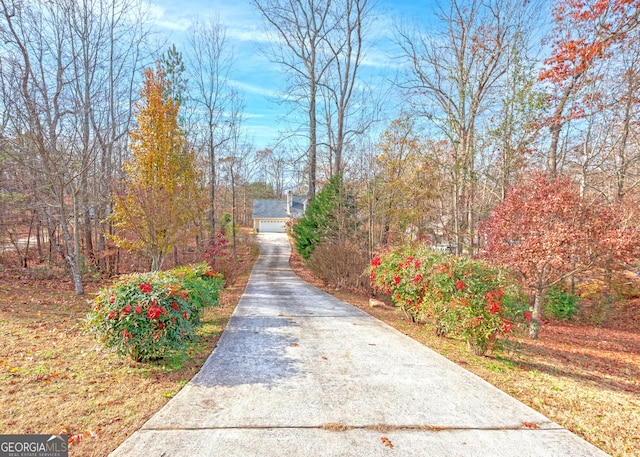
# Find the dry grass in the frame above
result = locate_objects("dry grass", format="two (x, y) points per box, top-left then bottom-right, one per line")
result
(290, 245), (640, 457)
(0, 240), (257, 457)
(2, 235), (638, 457)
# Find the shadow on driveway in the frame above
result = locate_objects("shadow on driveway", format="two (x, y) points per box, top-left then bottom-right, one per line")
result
(190, 316), (301, 387)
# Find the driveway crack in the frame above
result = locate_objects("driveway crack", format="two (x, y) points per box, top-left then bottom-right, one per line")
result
(143, 422), (561, 433)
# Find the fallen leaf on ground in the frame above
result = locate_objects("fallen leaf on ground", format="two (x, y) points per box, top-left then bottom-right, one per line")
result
(522, 421), (540, 429)
(381, 437), (393, 448)
(106, 417), (122, 425)
(69, 434), (83, 445)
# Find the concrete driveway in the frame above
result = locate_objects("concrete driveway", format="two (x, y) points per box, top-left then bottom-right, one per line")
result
(110, 233), (608, 456)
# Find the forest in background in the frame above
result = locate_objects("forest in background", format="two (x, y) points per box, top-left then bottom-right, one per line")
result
(1, 0), (639, 299)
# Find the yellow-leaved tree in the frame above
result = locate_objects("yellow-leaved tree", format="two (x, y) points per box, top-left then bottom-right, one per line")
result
(110, 64), (205, 271)
(373, 116), (436, 246)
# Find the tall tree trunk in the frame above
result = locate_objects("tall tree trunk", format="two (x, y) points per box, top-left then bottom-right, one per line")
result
(56, 196), (84, 295)
(36, 217), (43, 259)
(334, 103), (345, 176)
(81, 171), (94, 264)
(23, 211), (34, 269)
(309, 77), (317, 199)
(616, 71), (635, 201)
(70, 192), (84, 294)
(529, 286), (543, 339)
(209, 126), (217, 236)
(465, 127), (476, 256)
(231, 163), (237, 259)
(452, 177), (462, 255)
(547, 123), (561, 181)
(547, 76), (578, 181)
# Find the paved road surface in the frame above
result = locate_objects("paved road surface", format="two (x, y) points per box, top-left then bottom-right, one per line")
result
(110, 233), (608, 456)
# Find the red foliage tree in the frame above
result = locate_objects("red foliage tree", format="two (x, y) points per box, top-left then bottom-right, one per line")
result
(539, 0), (640, 178)
(479, 173), (640, 338)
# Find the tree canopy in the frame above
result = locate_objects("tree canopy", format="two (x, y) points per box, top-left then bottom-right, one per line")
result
(479, 173), (640, 337)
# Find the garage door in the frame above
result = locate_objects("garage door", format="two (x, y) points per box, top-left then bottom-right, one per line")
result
(259, 220), (287, 233)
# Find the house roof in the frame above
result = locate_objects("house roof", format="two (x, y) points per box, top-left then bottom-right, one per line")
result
(252, 196), (307, 219)
(253, 199), (288, 219)
(290, 196), (306, 218)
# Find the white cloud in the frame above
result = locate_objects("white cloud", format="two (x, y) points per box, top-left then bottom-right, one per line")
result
(361, 50), (395, 69)
(241, 112), (266, 119)
(229, 79), (281, 99)
(226, 26), (273, 44)
(148, 3), (192, 31)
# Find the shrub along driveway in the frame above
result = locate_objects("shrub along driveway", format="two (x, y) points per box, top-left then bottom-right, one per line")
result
(110, 233), (608, 457)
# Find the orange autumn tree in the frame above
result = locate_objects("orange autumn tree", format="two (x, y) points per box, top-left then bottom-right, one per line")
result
(479, 173), (640, 338)
(111, 64), (206, 271)
(540, 0), (640, 178)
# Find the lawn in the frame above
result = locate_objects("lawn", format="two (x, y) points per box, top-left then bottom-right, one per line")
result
(0, 242), (256, 456)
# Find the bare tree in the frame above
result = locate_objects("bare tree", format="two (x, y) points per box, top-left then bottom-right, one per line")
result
(0, 0), (86, 292)
(81, 0), (152, 274)
(321, 0), (374, 176)
(0, 0), (152, 291)
(252, 0), (337, 199)
(398, 0), (537, 254)
(486, 26), (545, 201)
(185, 18), (237, 237)
(63, 0), (149, 267)
(220, 94), (249, 258)
(609, 34), (640, 201)
(254, 148), (291, 198)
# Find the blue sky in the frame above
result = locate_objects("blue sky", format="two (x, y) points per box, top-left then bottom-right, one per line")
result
(148, 0), (437, 150)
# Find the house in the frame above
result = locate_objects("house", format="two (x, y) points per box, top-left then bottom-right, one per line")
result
(252, 193), (307, 233)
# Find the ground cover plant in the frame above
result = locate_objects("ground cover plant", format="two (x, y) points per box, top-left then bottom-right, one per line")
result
(290, 243), (640, 457)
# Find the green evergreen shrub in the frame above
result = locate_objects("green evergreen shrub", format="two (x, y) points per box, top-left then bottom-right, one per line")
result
(292, 174), (357, 260)
(86, 263), (223, 361)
